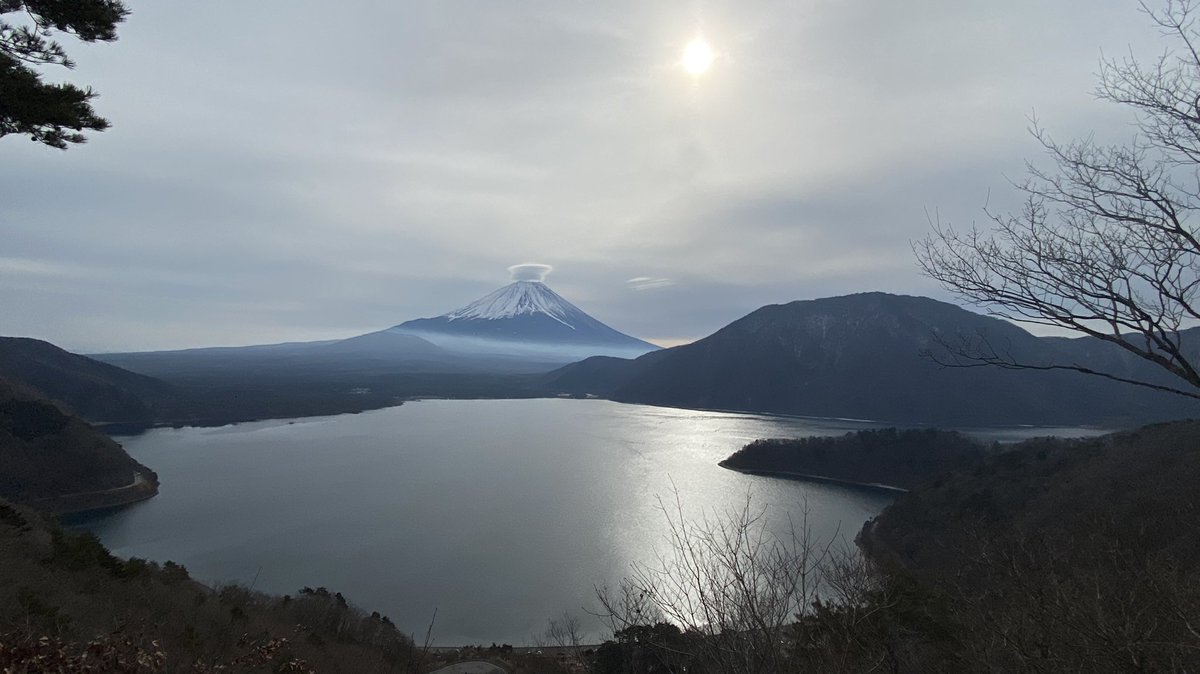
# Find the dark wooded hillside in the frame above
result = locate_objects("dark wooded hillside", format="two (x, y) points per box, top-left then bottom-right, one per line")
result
(0, 377), (157, 512)
(721, 428), (991, 490)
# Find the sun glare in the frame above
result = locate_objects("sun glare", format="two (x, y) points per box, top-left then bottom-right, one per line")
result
(682, 37), (714, 76)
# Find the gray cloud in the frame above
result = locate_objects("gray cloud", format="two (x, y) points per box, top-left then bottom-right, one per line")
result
(0, 0), (1167, 351)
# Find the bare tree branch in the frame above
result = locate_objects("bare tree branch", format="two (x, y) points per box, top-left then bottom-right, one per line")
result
(915, 3), (1200, 400)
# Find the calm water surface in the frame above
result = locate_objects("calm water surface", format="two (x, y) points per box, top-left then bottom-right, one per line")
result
(72, 399), (1101, 644)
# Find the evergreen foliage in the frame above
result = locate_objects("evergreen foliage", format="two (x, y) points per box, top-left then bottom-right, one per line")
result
(722, 428), (991, 490)
(0, 0), (128, 148)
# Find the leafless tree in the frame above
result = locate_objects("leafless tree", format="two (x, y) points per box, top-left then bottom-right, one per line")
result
(915, 0), (1200, 400)
(539, 612), (591, 672)
(940, 515), (1200, 672)
(595, 492), (839, 674)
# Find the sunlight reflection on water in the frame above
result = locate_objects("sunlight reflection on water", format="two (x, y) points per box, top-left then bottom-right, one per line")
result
(73, 399), (1099, 645)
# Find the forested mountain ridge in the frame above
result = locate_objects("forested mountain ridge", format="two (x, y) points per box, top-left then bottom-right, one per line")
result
(548, 292), (1198, 426)
(0, 336), (182, 424)
(0, 376), (157, 513)
(1, 336), (514, 427)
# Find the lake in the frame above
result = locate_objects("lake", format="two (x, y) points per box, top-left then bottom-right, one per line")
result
(70, 398), (1102, 645)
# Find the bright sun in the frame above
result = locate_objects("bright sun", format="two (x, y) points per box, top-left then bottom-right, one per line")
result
(682, 37), (715, 76)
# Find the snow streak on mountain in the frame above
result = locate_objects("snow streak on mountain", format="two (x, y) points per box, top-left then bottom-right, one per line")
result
(392, 280), (658, 360)
(445, 281), (582, 327)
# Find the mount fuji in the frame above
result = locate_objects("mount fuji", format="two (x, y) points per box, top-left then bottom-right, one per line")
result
(385, 280), (659, 361)
(96, 279), (659, 391)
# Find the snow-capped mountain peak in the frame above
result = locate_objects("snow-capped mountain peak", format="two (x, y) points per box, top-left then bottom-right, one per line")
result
(390, 279), (659, 360)
(443, 281), (581, 329)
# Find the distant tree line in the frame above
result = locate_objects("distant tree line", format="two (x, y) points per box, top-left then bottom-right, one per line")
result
(722, 428), (991, 491)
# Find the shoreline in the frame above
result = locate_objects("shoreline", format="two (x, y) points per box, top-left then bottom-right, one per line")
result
(33, 470), (160, 517)
(718, 461), (908, 494)
(95, 400), (413, 435)
(95, 395), (1125, 437)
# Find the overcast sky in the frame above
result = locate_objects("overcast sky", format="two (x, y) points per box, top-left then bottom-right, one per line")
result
(0, 1), (1168, 351)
